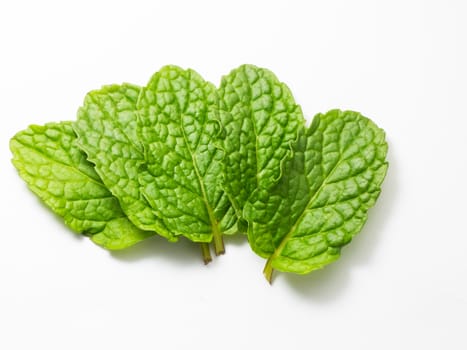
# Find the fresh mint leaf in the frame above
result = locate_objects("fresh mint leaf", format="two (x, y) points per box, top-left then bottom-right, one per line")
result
(218, 64), (305, 223)
(243, 110), (388, 281)
(90, 217), (154, 250)
(73, 84), (175, 241)
(10, 66), (389, 281)
(137, 66), (237, 255)
(10, 122), (153, 249)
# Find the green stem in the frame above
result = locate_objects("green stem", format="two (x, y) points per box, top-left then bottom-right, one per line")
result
(212, 229), (225, 256)
(201, 243), (212, 264)
(263, 258), (274, 284)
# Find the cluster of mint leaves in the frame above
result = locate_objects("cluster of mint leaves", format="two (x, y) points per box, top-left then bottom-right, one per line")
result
(10, 64), (388, 282)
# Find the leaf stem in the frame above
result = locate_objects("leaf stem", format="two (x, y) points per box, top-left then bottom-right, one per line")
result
(212, 229), (225, 256)
(201, 243), (212, 264)
(263, 258), (274, 284)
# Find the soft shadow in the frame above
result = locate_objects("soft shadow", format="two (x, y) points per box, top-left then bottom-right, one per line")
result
(110, 235), (203, 266)
(224, 233), (248, 247)
(280, 145), (399, 301)
(111, 231), (249, 266)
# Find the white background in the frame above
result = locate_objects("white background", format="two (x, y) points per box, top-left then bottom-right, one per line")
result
(1, 1), (466, 349)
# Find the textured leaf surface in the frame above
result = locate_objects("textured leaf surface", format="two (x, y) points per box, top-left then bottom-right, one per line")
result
(74, 84), (174, 241)
(91, 217), (154, 250)
(137, 66), (236, 246)
(218, 64), (305, 220)
(10, 122), (153, 249)
(244, 110), (388, 276)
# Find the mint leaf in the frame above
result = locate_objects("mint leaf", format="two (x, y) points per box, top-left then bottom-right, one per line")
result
(218, 64), (305, 223)
(137, 66), (237, 254)
(10, 66), (389, 281)
(73, 84), (174, 241)
(10, 122), (153, 249)
(244, 110), (388, 281)
(90, 217), (154, 250)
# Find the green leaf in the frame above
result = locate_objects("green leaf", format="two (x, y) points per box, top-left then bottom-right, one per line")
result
(137, 65), (237, 254)
(91, 217), (155, 250)
(244, 110), (388, 281)
(10, 121), (153, 250)
(218, 64), (305, 222)
(73, 84), (174, 241)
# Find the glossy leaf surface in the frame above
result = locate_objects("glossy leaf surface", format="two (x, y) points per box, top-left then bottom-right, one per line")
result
(218, 64), (305, 221)
(10, 122), (153, 249)
(74, 84), (174, 240)
(137, 66), (236, 251)
(244, 110), (388, 279)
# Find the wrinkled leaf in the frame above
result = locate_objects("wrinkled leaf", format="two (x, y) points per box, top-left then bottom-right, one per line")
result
(137, 66), (237, 253)
(74, 84), (174, 241)
(218, 64), (305, 222)
(10, 122), (153, 249)
(244, 110), (388, 280)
